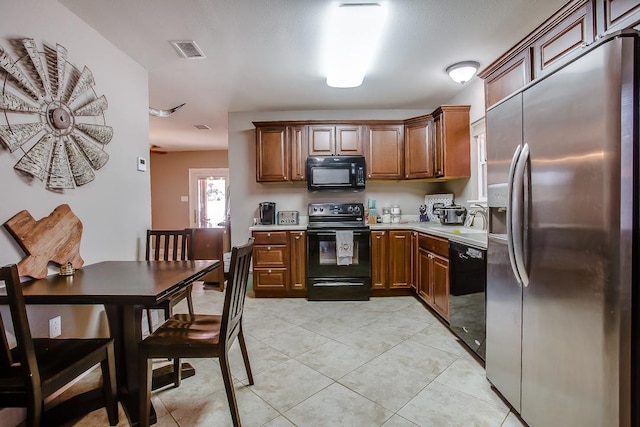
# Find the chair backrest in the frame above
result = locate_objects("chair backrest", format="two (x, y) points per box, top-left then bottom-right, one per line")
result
(220, 238), (254, 349)
(146, 229), (194, 261)
(0, 264), (41, 396)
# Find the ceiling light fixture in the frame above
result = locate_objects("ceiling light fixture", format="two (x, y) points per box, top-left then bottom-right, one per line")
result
(324, 2), (387, 88)
(446, 61), (480, 84)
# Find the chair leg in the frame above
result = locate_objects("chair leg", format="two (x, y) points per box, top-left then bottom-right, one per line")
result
(146, 309), (154, 333)
(186, 287), (194, 314)
(173, 357), (181, 387)
(101, 344), (119, 425)
(220, 351), (241, 427)
(238, 326), (253, 385)
(139, 353), (153, 427)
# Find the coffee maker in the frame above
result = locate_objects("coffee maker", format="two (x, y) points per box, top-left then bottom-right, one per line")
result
(259, 202), (276, 225)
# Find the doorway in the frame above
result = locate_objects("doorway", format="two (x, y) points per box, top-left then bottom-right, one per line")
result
(188, 168), (229, 228)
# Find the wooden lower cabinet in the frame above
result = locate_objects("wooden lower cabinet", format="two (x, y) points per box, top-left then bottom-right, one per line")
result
(371, 230), (388, 289)
(370, 229), (413, 295)
(252, 230), (306, 296)
(417, 233), (450, 321)
(388, 231), (412, 289)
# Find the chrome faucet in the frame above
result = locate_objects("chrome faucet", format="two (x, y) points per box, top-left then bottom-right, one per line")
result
(465, 204), (488, 230)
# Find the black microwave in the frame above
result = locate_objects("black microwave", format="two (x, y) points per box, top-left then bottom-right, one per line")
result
(306, 156), (366, 192)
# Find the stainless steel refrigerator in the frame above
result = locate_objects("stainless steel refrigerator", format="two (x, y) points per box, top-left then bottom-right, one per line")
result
(485, 31), (638, 427)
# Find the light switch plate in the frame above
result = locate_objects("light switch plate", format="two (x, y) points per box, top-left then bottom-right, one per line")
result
(137, 156), (147, 172)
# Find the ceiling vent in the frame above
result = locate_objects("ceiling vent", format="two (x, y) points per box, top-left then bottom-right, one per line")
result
(194, 124), (211, 130)
(170, 40), (206, 59)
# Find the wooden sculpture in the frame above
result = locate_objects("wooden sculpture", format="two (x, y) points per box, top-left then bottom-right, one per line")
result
(3, 204), (84, 279)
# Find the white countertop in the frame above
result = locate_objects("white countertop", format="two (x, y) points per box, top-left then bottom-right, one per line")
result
(249, 221), (487, 249)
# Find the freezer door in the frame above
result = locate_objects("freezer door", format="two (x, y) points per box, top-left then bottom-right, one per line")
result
(485, 93), (524, 411)
(520, 35), (635, 427)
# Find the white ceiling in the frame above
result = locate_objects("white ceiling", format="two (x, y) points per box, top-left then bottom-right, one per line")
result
(59, 0), (567, 152)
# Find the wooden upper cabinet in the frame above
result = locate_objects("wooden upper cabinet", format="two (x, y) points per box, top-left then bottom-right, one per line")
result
(483, 49), (533, 109)
(432, 106), (471, 179)
(308, 124), (363, 156)
(601, 0), (640, 34)
(289, 125), (308, 181)
(365, 123), (404, 179)
(533, 1), (595, 78)
(336, 125), (363, 155)
(255, 124), (307, 182)
(479, 0), (640, 108)
(255, 126), (288, 182)
(404, 116), (434, 179)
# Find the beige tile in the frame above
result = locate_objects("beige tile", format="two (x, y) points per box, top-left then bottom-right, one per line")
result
(227, 334), (289, 381)
(152, 414), (180, 427)
(435, 358), (508, 410)
(299, 315), (368, 339)
(261, 415), (297, 426)
(65, 402), (129, 427)
(250, 359), (333, 412)
(170, 385), (279, 427)
(501, 411), (526, 427)
(265, 325), (332, 357)
(284, 383), (393, 426)
(382, 414), (420, 427)
(335, 324), (406, 355)
(410, 322), (473, 358)
(243, 314), (296, 340)
(338, 355), (432, 412)
(295, 340), (376, 380)
(376, 340), (458, 381)
(398, 382), (509, 427)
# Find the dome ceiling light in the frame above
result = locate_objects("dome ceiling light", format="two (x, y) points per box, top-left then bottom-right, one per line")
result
(446, 61), (480, 84)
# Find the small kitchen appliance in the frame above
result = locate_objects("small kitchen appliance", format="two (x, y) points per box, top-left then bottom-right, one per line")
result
(277, 210), (299, 225)
(435, 204), (467, 225)
(258, 202), (276, 225)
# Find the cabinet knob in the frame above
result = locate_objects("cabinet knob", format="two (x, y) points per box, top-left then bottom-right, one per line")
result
(295, 235), (301, 240)
(268, 269), (272, 274)
(267, 246), (271, 251)
(267, 232), (271, 237)
(284, 176), (287, 180)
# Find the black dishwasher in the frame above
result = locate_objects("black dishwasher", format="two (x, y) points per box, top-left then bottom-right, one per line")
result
(449, 241), (487, 361)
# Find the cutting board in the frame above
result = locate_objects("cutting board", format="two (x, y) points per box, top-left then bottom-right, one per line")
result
(4, 204), (84, 279)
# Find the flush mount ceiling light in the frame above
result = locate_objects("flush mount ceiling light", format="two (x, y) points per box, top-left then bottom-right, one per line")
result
(446, 61), (480, 84)
(324, 2), (387, 88)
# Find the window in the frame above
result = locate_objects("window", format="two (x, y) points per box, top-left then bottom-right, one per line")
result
(470, 118), (487, 203)
(188, 168), (229, 228)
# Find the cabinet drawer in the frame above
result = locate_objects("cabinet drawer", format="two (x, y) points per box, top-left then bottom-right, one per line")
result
(253, 245), (288, 267)
(418, 234), (448, 258)
(252, 231), (288, 245)
(253, 268), (288, 289)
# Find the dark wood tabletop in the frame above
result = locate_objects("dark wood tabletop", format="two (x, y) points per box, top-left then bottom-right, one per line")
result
(0, 260), (218, 305)
(0, 259), (219, 426)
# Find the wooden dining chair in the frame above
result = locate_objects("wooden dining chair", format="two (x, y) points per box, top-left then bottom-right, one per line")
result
(139, 238), (254, 427)
(0, 264), (118, 426)
(145, 229), (195, 332)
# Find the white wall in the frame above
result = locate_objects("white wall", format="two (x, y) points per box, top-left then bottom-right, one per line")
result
(0, 0), (150, 353)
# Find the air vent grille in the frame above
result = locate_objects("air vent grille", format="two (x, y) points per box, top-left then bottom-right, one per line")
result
(170, 40), (206, 59)
(194, 124), (211, 130)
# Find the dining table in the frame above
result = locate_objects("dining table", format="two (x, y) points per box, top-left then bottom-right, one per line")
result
(0, 259), (218, 426)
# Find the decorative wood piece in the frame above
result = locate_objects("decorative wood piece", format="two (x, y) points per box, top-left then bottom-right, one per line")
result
(3, 204), (84, 279)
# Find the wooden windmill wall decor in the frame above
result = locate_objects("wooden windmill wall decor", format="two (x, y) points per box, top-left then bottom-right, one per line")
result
(0, 38), (112, 189)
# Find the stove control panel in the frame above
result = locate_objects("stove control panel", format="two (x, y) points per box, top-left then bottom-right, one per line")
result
(308, 203), (364, 219)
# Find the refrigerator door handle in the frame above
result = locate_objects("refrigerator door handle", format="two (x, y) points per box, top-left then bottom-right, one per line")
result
(507, 144), (523, 285)
(512, 143), (530, 287)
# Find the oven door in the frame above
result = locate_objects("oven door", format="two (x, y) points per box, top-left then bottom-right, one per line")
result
(306, 229), (371, 278)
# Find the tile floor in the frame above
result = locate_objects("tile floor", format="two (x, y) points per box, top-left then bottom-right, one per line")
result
(66, 283), (525, 427)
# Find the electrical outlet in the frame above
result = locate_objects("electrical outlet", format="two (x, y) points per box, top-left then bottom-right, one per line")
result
(49, 316), (61, 338)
